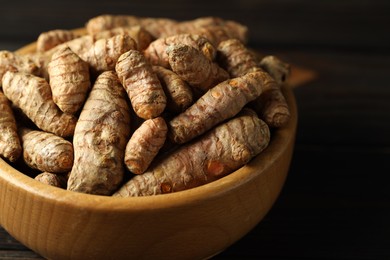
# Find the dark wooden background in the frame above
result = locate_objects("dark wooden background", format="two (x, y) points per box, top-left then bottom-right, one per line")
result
(1, 0), (390, 259)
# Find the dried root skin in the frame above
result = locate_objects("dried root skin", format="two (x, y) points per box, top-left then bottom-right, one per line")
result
(167, 44), (229, 92)
(116, 50), (166, 119)
(136, 17), (179, 39)
(86, 14), (179, 38)
(251, 88), (291, 128)
(0, 91), (21, 162)
(35, 34), (134, 76)
(184, 25), (234, 47)
(169, 70), (277, 144)
(93, 26), (154, 51)
(256, 55), (291, 128)
(217, 38), (261, 77)
(0, 50), (39, 86)
(259, 55), (291, 85)
(48, 47), (91, 114)
(125, 117), (168, 174)
(67, 71), (131, 195)
(31, 35), (95, 80)
(36, 29), (77, 52)
(41, 35), (95, 62)
(144, 34), (216, 68)
(176, 17), (249, 45)
(84, 34), (137, 73)
(152, 66), (193, 113)
(86, 15), (142, 35)
(61, 35), (95, 59)
(86, 15), (248, 43)
(223, 20), (249, 44)
(2, 71), (77, 137)
(34, 172), (65, 188)
(114, 109), (270, 197)
(20, 128), (73, 173)
(217, 39), (291, 128)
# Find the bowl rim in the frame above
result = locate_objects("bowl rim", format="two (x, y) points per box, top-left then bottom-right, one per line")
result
(0, 35), (297, 213)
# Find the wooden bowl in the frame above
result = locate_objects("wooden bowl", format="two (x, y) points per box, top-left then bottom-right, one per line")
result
(0, 41), (297, 260)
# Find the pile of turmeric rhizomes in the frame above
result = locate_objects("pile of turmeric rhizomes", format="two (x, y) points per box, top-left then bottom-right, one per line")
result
(0, 14), (291, 197)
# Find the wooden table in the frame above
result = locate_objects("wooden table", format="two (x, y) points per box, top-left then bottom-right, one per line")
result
(1, 1), (390, 259)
